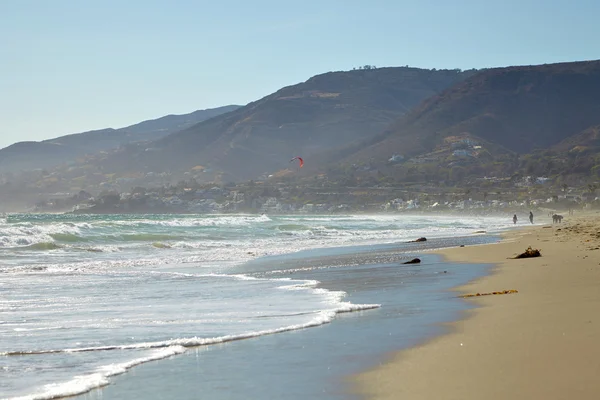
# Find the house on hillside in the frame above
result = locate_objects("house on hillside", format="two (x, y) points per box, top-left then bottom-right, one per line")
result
(452, 149), (472, 157)
(260, 197), (282, 213)
(388, 154), (404, 163)
(451, 138), (478, 149)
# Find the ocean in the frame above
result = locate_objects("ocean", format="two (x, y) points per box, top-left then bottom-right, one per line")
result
(0, 213), (514, 399)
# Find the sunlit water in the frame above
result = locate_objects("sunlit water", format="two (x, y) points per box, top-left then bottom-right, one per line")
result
(0, 213), (514, 399)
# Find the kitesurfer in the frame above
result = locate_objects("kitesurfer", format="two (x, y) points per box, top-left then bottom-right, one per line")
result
(289, 156), (304, 168)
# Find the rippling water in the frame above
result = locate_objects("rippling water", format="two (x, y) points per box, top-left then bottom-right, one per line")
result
(0, 213), (512, 399)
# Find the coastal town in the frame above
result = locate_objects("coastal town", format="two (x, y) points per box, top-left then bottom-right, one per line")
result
(29, 174), (598, 215)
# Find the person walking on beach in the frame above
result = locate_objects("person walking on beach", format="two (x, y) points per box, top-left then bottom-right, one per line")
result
(529, 211), (534, 224)
(513, 214), (518, 224)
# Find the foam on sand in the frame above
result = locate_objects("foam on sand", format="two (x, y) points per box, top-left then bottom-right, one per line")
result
(8, 346), (186, 400)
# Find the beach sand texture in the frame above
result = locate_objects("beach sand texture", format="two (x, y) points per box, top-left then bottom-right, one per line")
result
(356, 216), (600, 400)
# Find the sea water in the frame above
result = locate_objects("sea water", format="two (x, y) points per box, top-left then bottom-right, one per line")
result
(0, 213), (512, 399)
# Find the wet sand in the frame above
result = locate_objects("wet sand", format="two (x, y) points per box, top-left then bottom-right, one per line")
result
(355, 215), (600, 399)
(75, 236), (494, 400)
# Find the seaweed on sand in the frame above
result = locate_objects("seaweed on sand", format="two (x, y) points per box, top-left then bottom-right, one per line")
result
(513, 246), (541, 259)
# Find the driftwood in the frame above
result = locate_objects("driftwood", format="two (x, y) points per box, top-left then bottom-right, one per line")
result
(513, 246), (541, 259)
(459, 289), (518, 298)
(408, 237), (427, 243)
(402, 258), (421, 264)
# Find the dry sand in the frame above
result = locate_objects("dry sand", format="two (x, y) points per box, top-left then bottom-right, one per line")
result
(355, 215), (600, 400)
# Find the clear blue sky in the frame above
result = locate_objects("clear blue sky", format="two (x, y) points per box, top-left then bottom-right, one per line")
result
(1, 0), (599, 149)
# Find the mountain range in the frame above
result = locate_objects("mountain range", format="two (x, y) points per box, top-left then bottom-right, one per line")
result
(73, 67), (476, 181)
(0, 105), (240, 172)
(354, 60), (600, 158)
(323, 60), (600, 184)
(3, 60), (600, 194)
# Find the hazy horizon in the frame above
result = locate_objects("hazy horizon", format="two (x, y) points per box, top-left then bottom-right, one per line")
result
(2, 0), (600, 149)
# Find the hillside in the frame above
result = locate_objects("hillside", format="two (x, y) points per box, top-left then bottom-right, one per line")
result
(0, 105), (240, 172)
(332, 60), (600, 182)
(95, 67), (476, 181)
(7, 61), (600, 211)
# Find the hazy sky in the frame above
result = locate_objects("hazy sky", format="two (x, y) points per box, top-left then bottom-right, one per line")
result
(1, 0), (599, 149)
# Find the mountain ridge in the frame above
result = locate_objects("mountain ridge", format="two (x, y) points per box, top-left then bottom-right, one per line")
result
(95, 66), (477, 181)
(5, 60), (600, 203)
(0, 105), (241, 172)
(323, 59), (600, 183)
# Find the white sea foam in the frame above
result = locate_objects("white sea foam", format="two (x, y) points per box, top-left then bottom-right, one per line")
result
(0, 222), (88, 248)
(1, 213), (511, 398)
(7, 346), (186, 400)
(2, 306), (380, 358)
(2, 214), (514, 277)
(2, 276), (378, 357)
(96, 214), (272, 229)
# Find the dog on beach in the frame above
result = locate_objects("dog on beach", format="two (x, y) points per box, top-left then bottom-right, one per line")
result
(552, 214), (563, 223)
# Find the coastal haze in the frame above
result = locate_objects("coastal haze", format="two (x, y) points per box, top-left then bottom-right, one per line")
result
(3, 1), (600, 400)
(3, 61), (600, 213)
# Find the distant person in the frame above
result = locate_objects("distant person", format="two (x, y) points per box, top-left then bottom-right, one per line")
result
(529, 211), (534, 224)
(513, 214), (518, 225)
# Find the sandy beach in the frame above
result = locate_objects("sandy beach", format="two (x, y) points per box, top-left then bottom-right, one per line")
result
(356, 215), (600, 400)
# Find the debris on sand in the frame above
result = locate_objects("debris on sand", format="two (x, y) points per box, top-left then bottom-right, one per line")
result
(408, 237), (427, 243)
(459, 289), (518, 298)
(512, 246), (542, 259)
(402, 258), (421, 264)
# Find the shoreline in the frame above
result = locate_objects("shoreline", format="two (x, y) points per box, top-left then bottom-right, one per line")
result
(0, 213), (516, 400)
(354, 215), (600, 399)
(70, 233), (496, 400)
